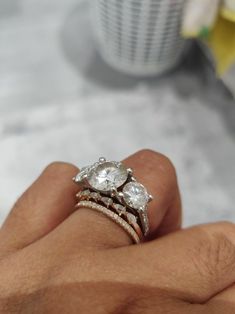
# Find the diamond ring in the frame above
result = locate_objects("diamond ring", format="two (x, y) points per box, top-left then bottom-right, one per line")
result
(73, 157), (153, 236)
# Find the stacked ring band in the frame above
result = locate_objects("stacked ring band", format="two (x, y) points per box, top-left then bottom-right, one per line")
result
(73, 157), (153, 243)
(76, 189), (144, 241)
(76, 201), (141, 244)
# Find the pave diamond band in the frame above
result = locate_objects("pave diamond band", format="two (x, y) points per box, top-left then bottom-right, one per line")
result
(76, 201), (141, 244)
(73, 157), (153, 237)
(76, 189), (144, 240)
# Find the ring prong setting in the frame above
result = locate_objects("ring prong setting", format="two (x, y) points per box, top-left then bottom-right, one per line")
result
(118, 192), (124, 198)
(127, 168), (133, 175)
(99, 157), (106, 163)
(111, 187), (117, 197)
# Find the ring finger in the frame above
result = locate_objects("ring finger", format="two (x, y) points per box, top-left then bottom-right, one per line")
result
(44, 149), (182, 251)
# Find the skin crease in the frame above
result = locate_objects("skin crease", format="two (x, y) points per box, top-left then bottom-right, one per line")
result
(0, 150), (234, 314)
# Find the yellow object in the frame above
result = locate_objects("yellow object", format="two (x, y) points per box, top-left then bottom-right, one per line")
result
(222, 0), (235, 21)
(206, 15), (235, 74)
(182, 0), (219, 38)
(221, 6), (235, 21)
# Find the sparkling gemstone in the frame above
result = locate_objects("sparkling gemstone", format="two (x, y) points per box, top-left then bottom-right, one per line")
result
(76, 191), (82, 198)
(74, 166), (91, 183)
(123, 182), (149, 210)
(78, 190), (90, 200)
(101, 197), (113, 207)
(113, 203), (126, 216)
(87, 162), (128, 192)
(82, 190), (90, 195)
(127, 212), (137, 225)
(90, 192), (100, 200)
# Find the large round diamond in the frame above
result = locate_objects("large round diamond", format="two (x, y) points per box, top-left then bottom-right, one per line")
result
(123, 182), (149, 210)
(87, 162), (128, 192)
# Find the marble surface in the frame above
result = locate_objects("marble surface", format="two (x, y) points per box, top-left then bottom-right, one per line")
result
(0, 0), (235, 226)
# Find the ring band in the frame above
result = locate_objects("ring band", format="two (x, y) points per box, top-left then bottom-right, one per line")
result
(76, 189), (144, 240)
(76, 200), (141, 244)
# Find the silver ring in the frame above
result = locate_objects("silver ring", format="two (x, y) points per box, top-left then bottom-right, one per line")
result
(73, 157), (153, 236)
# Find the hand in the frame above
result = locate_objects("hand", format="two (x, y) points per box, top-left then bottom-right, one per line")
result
(0, 150), (234, 314)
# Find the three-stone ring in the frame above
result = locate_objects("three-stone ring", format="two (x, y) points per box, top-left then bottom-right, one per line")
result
(73, 157), (153, 238)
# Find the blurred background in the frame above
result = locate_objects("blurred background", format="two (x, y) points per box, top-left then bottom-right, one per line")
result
(0, 0), (235, 226)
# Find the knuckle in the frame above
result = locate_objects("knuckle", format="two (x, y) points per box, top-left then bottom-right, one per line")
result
(191, 225), (235, 288)
(209, 233), (235, 275)
(214, 221), (235, 232)
(44, 161), (78, 176)
(137, 149), (158, 158)
(137, 149), (177, 192)
(138, 149), (176, 176)
(158, 155), (176, 178)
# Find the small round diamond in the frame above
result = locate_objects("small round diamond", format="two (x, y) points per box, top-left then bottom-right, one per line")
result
(113, 203), (126, 216)
(127, 212), (137, 225)
(101, 197), (113, 207)
(87, 161), (128, 192)
(123, 182), (149, 210)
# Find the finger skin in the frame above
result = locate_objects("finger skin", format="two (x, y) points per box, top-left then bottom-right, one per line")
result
(43, 149), (182, 250)
(1, 153), (235, 313)
(1, 221), (235, 313)
(208, 285), (235, 313)
(83, 222), (235, 304)
(0, 248), (205, 314)
(33, 222), (235, 312)
(0, 162), (78, 255)
(0, 149), (181, 255)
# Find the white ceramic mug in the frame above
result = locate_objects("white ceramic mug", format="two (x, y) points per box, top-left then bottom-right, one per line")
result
(91, 0), (186, 76)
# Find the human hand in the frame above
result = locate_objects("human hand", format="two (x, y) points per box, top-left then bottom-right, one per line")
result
(0, 150), (234, 313)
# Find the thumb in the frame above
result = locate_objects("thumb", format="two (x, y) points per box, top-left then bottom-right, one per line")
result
(107, 221), (235, 304)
